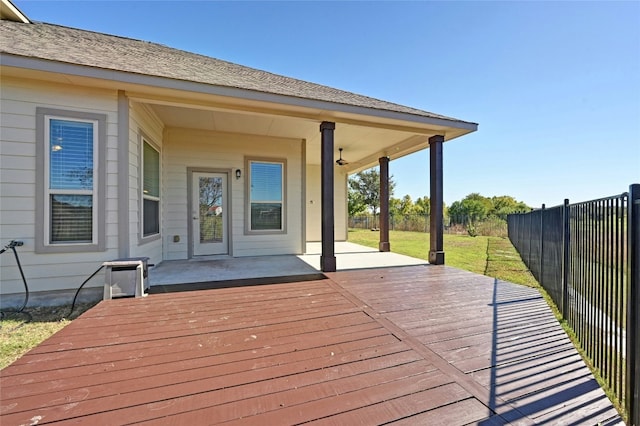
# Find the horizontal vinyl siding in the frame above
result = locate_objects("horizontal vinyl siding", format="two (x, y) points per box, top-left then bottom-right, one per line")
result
(128, 102), (164, 264)
(335, 170), (348, 241)
(305, 164), (348, 242)
(164, 128), (303, 259)
(0, 77), (119, 295)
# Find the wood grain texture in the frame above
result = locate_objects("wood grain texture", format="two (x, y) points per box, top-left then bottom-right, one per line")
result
(0, 266), (622, 425)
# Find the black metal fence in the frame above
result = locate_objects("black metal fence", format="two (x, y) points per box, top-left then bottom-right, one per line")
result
(507, 184), (640, 425)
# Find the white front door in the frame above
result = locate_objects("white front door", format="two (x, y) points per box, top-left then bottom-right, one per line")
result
(192, 172), (228, 256)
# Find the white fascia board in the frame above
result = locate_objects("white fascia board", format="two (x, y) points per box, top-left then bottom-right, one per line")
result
(0, 0), (31, 23)
(1, 53), (478, 134)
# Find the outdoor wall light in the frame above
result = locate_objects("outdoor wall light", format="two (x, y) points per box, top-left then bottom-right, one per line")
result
(236, 169), (241, 179)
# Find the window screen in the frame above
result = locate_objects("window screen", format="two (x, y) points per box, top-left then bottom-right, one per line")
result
(50, 195), (93, 242)
(142, 140), (160, 237)
(48, 119), (95, 243)
(249, 161), (283, 231)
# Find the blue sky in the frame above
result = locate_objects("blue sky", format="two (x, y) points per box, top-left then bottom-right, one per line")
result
(14, 0), (639, 207)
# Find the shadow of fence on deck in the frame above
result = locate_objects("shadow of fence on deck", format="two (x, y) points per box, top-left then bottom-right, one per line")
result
(479, 279), (621, 425)
(507, 185), (639, 424)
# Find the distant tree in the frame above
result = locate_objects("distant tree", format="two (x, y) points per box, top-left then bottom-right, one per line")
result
(460, 193), (491, 224)
(448, 200), (464, 225)
(389, 197), (402, 217)
(489, 195), (530, 219)
(414, 196), (430, 215)
(398, 195), (417, 215)
(449, 193), (529, 225)
(348, 185), (367, 216)
(348, 168), (396, 216)
(447, 193), (490, 225)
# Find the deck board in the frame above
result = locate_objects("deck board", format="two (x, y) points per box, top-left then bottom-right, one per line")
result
(0, 265), (622, 425)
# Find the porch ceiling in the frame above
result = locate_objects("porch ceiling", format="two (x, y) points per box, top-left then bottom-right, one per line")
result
(0, 60), (468, 173)
(150, 102), (434, 173)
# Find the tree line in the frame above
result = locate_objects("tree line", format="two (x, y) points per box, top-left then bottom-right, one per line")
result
(348, 169), (530, 225)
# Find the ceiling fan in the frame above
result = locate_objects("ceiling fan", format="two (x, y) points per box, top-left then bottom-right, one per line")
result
(336, 148), (349, 166)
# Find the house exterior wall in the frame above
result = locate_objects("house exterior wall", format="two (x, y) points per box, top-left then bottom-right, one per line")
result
(128, 101), (164, 264)
(0, 77), (119, 295)
(0, 77), (366, 300)
(305, 164), (348, 242)
(163, 128), (305, 259)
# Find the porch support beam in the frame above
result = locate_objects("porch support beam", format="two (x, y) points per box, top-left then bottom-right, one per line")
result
(320, 121), (336, 272)
(429, 135), (445, 264)
(379, 156), (391, 252)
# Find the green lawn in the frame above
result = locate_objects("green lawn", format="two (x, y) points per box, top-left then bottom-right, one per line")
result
(1, 303), (96, 369)
(347, 228), (538, 287)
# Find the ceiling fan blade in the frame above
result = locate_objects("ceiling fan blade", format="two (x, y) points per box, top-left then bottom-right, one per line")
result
(336, 148), (348, 166)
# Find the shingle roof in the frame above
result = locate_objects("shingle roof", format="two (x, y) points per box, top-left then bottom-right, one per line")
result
(1, 20), (475, 126)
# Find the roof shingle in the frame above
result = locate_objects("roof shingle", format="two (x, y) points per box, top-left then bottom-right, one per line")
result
(1, 20), (474, 125)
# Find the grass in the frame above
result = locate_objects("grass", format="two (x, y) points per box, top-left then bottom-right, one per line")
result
(348, 228), (538, 287)
(0, 302), (97, 369)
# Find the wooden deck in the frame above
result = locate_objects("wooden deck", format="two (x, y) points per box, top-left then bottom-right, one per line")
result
(0, 265), (622, 425)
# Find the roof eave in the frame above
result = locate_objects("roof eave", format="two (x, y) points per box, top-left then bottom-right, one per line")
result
(1, 53), (478, 138)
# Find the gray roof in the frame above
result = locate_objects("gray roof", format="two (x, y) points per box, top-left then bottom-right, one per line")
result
(1, 20), (475, 126)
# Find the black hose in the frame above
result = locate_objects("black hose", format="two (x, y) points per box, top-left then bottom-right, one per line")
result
(11, 244), (29, 313)
(68, 265), (104, 318)
(0, 241), (29, 319)
(0, 240), (105, 323)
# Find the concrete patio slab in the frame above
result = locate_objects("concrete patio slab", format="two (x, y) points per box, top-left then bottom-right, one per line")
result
(298, 242), (427, 271)
(149, 242), (427, 286)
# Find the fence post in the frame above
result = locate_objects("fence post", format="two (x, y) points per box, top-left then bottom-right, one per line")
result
(627, 184), (640, 426)
(540, 204), (545, 288)
(562, 198), (570, 318)
(527, 212), (533, 268)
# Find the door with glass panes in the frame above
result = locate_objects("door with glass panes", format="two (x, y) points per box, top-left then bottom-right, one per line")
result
(191, 172), (228, 255)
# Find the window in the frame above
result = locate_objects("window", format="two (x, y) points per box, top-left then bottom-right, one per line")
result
(142, 138), (160, 238)
(247, 159), (286, 232)
(48, 119), (95, 243)
(36, 108), (106, 253)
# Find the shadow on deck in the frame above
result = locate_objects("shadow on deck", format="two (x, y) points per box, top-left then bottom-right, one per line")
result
(0, 265), (622, 425)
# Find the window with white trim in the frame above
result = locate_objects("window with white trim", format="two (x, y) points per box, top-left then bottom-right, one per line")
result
(36, 108), (106, 253)
(247, 159), (285, 232)
(142, 138), (160, 237)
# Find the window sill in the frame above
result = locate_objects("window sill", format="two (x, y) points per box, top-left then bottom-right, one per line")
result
(139, 233), (161, 245)
(35, 242), (105, 254)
